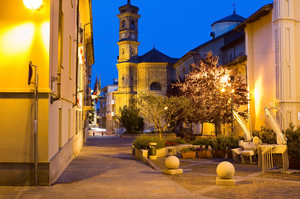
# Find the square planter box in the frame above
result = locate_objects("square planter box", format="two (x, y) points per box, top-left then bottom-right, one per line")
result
(156, 148), (166, 158)
(165, 146), (177, 156)
(289, 158), (300, 169)
(212, 150), (226, 158)
(135, 148), (148, 161)
(197, 150), (212, 158)
(182, 151), (196, 159)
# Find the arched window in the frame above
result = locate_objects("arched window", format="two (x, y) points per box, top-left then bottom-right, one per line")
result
(150, 82), (161, 90)
(121, 20), (125, 28)
(131, 20), (135, 29)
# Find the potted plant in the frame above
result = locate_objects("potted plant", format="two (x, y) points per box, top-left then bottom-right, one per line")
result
(191, 138), (212, 158)
(180, 147), (196, 159)
(195, 147), (212, 158)
(211, 135), (227, 158)
(225, 134), (240, 159)
(286, 124), (300, 169)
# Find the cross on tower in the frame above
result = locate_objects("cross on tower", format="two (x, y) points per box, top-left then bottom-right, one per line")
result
(233, 1), (236, 14)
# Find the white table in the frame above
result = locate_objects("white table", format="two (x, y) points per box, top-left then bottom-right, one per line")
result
(258, 144), (289, 172)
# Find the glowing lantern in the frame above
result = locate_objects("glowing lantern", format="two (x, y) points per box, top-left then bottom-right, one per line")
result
(23, 0), (43, 9)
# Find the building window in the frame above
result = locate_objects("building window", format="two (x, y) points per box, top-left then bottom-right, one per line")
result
(121, 20), (125, 28)
(150, 82), (161, 90)
(131, 20), (135, 29)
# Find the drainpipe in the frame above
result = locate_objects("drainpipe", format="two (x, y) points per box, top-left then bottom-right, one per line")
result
(74, 0), (79, 107)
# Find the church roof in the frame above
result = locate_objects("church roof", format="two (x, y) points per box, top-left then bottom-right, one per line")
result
(235, 4), (273, 30)
(119, 0), (139, 12)
(138, 48), (179, 64)
(211, 13), (246, 26)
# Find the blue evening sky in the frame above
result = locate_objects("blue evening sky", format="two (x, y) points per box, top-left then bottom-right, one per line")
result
(91, 0), (272, 89)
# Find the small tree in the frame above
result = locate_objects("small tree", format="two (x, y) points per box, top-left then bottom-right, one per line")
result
(137, 93), (192, 138)
(174, 52), (249, 134)
(116, 104), (144, 133)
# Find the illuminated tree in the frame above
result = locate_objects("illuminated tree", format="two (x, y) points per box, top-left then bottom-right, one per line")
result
(174, 52), (249, 134)
(137, 93), (192, 138)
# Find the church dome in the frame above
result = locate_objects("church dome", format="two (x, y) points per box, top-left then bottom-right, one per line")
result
(211, 12), (245, 38)
(211, 12), (246, 26)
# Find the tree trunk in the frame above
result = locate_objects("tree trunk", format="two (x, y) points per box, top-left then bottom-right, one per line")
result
(215, 122), (221, 136)
(158, 129), (162, 139)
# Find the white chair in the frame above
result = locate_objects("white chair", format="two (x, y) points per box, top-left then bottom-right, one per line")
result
(231, 140), (244, 162)
(241, 141), (256, 164)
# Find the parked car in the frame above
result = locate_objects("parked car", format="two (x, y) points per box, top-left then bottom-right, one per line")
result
(115, 128), (126, 134)
(143, 127), (155, 133)
(89, 127), (106, 136)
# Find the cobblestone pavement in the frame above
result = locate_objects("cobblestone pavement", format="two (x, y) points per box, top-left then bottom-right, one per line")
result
(0, 136), (299, 199)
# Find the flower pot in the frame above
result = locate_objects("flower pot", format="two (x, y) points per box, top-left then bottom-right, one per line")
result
(212, 150), (226, 158)
(289, 158), (300, 169)
(182, 151), (196, 159)
(225, 150), (232, 159)
(197, 150), (212, 158)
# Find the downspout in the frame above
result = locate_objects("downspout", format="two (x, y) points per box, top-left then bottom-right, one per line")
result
(74, 0), (79, 107)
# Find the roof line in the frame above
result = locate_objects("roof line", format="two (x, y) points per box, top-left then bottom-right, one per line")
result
(235, 3), (273, 30)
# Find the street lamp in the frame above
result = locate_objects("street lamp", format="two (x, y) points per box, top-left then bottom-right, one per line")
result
(230, 75), (234, 133)
(23, 0), (43, 10)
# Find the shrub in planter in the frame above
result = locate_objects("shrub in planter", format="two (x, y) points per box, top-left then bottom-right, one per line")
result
(195, 147), (212, 158)
(191, 138), (212, 149)
(252, 126), (276, 144)
(165, 138), (186, 146)
(286, 123), (300, 169)
(132, 135), (165, 150)
(211, 135), (228, 158)
(180, 147), (196, 159)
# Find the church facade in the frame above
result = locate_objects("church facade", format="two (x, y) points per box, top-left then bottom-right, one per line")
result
(115, 1), (178, 123)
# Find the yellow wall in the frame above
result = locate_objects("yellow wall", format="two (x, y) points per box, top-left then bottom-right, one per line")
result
(0, 1), (50, 92)
(245, 12), (275, 131)
(0, 1), (51, 162)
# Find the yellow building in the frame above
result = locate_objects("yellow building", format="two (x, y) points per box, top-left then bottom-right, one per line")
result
(173, 12), (246, 136)
(236, 0), (300, 130)
(115, 0), (178, 128)
(0, 0), (94, 185)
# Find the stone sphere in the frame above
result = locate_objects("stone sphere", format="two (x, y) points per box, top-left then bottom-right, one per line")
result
(165, 156), (180, 169)
(216, 161), (235, 179)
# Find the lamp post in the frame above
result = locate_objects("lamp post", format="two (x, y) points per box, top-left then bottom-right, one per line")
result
(230, 75), (234, 133)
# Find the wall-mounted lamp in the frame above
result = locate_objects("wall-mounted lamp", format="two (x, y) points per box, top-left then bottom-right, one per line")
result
(23, 0), (43, 10)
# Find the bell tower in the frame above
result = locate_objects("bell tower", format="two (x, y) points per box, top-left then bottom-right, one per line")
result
(117, 0), (140, 62)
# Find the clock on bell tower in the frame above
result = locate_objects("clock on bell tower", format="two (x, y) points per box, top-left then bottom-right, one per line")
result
(117, 0), (140, 62)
